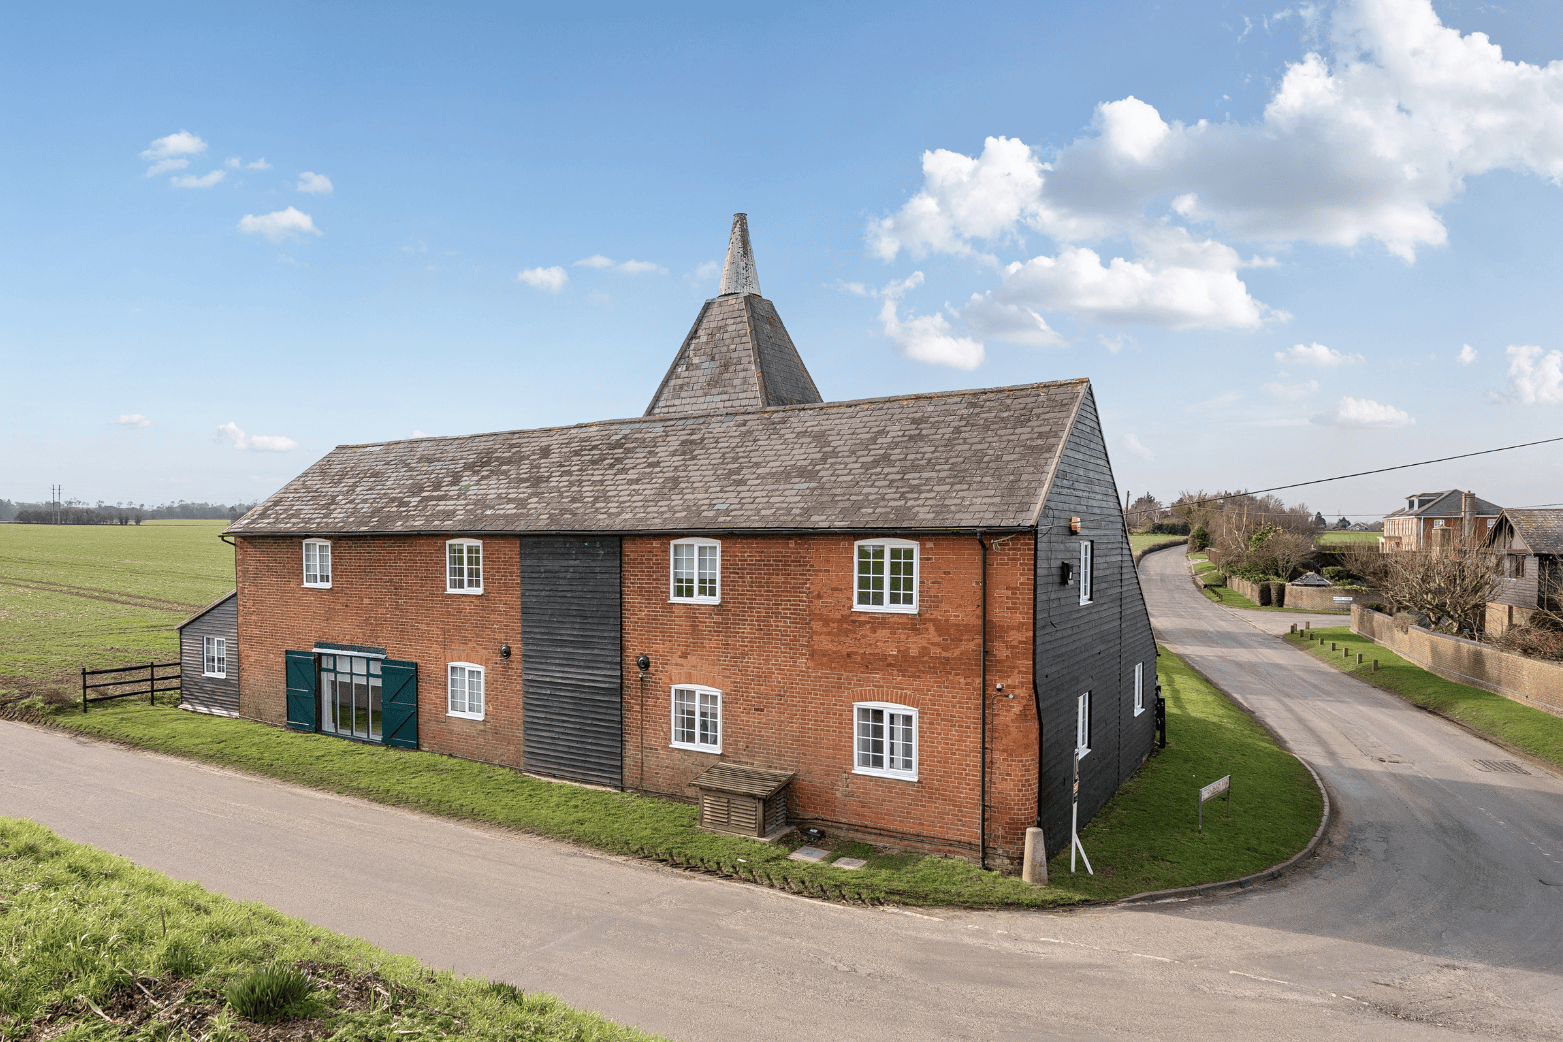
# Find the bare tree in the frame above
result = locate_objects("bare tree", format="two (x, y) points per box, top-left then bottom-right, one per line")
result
(1341, 541), (1500, 635)
(1127, 493), (1162, 532)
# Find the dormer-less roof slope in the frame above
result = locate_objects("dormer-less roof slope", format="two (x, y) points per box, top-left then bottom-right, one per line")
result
(1384, 489), (1503, 518)
(644, 214), (822, 417)
(225, 379), (1088, 537)
(1490, 508), (1563, 555)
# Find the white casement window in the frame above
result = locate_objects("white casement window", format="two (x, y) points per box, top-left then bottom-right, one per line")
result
(670, 538), (720, 604)
(853, 702), (918, 780)
(1133, 662), (1145, 716)
(446, 539), (483, 594)
(303, 540), (332, 588)
(671, 685), (721, 752)
(1076, 692), (1092, 759)
(447, 663), (485, 720)
(202, 636), (227, 678)
(1078, 541), (1094, 606)
(854, 538), (919, 613)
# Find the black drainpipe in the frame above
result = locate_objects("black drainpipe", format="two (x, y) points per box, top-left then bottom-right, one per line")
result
(978, 530), (988, 871)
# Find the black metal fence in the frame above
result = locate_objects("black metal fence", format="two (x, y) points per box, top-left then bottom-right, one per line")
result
(81, 661), (180, 712)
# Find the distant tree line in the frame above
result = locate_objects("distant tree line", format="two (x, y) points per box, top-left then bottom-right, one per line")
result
(0, 499), (257, 525)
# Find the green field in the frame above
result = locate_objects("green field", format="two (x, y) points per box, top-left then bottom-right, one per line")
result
(0, 521), (235, 692)
(1129, 533), (1187, 553)
(1317, 531), (1380, 545)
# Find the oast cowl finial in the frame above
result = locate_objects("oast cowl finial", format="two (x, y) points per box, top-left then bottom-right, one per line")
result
(718, 213), (761, 296)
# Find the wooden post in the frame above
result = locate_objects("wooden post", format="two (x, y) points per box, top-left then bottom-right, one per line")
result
(149, 662), (156, 705)
(81, 667), (87, 714)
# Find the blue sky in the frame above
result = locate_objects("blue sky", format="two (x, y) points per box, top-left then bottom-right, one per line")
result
(2, 0), (1560, 518)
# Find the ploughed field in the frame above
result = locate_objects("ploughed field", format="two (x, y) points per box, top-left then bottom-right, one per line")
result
(0, 521), (235, 697)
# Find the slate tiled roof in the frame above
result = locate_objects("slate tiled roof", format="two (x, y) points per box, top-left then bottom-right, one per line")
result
(644, 293), (822, 416)
(1384, 489), (1503, 518)
(226, 379), (1088, 537)
(1506, 509), (1563, 555)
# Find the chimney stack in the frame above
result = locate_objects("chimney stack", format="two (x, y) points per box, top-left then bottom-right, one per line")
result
(1462, 491), (1475, 545)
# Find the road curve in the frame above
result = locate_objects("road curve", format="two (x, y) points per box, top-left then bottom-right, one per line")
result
(1, 551), (1560, 1040)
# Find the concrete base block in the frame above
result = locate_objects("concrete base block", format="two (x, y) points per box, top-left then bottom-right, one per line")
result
(1022, 827), (1048, 886)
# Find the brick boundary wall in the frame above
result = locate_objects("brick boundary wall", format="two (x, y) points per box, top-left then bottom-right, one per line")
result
(1223, 575), (1376, 611)
(1351, 605), (1563, 717)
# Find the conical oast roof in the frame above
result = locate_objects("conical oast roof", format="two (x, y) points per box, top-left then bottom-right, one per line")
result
(645, 215), (823, 417)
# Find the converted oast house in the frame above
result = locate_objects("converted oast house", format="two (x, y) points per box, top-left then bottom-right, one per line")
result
(223, 215), (1156, 872)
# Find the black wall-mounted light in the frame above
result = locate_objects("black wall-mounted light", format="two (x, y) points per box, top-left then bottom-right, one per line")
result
(1059, 560), (1074, 586)
(499, 644), (511, 659)
(636, 653), (650, 672)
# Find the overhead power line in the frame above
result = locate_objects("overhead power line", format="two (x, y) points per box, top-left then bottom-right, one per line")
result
(1198, 435), (1563, 505)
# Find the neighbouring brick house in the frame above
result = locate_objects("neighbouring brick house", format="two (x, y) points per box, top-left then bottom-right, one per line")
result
(1484, 508), (1563, 637)
(1380, 489), (1502, 551)
(224, 215), (1156, 872)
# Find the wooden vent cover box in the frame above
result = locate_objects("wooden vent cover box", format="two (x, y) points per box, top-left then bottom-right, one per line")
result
(693, 762), (795, 839)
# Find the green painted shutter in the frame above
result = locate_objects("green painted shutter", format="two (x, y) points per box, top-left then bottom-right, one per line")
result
(381, 659), (418, 749)
(285, 650), (317, 731)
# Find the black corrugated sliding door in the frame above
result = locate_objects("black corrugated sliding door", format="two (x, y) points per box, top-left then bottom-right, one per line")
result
(520, 536), (623, 787)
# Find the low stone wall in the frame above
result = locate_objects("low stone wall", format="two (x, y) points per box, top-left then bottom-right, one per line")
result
(1227, 576), (1281, 605)
(1284, 585), (1377, 611)
(1352, 605), (1563, 717)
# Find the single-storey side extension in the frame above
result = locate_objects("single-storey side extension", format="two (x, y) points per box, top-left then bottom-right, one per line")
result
(177, 590), (239, 717)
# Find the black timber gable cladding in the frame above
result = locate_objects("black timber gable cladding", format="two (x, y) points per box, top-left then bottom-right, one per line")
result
(520, 536), (624, 787)
(177, 591), (239, 716)
(1032, 387), (1157, 859)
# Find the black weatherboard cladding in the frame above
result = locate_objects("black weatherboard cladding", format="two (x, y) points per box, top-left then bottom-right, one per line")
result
(177, 592), (238, 715)
(520, 536), (624, 788)
(1033, 387), (1157, 860)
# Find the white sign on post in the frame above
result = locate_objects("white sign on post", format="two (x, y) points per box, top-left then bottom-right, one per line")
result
(1197, 774), (1232, 832)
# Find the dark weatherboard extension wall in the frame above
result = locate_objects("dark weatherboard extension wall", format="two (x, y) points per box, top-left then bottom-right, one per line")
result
(1033, 387), (1158, 860)
(520, 536), (624, 787)
(178, 591), (239, 716)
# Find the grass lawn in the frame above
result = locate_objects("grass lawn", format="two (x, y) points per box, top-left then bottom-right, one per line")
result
(0, 817), (662, 1042)
(1284, 626), (1563, 771)
(1129, 534), (1187, 554)
(0, 522), (235, 689)
(8, 644), (1322, 908)
(1192, 560), (1218, 575)
(1317, 531), (1380, 545)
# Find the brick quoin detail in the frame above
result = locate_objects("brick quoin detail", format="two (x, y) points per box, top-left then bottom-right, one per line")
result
(622, 532), (1037, 865)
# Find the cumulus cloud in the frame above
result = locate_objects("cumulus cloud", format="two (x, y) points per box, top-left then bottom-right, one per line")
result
(876, 272), (984, 369)
(692, 261), (722, 284)
(215, 422), (298, 451)
(112, 414), (152, 428)
(141, 131), (206, 174)
(1123, 432), (1156, 460)
(1459, 343), (1478, 364)
(617, 259), (665, 274)
(1261, 379), (1320, 399)
(866, 0), (1563, 365)
(411, 430), (435, 439)
(297, 171), (333, 194)
(518, 266), (568, 292)
(247, 158), (271, 170)
(1275, 342), (1363, 366)
(575, 255), (615, 269)
(171, 170), (225, 189)
(237, 207), (322, 242)
(1315, 397), (1415, 427)
(1502, 344), (1563, 404)
(574, 255), (666, 274)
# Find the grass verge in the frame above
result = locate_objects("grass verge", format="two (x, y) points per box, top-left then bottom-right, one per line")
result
(1284, 626), (1563, 771)
(7, 644), (1322, 908)
(0, 816), (662, 1042)
(1129, 534), (1187, 556)
(1317, 531), (1380, 545)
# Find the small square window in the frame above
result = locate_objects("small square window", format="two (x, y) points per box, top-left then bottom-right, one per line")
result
(853, 702), (917, 780)
(854, 539), (919, 614)
(447, 663), (484, 719)
(447, 540), (483, 594)
(203, 636), (227, 678)
(670, 538), (720, 604)
(671, 685), (721, 752)
(303, 540), (332, 588)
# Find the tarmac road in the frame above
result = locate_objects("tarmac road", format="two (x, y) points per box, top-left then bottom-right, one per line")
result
(3, 547), (1560, 1040)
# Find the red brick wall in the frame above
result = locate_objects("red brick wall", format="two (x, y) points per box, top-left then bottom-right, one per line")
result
(235, 535), (524, 768)
(621, 532), (1037, 865)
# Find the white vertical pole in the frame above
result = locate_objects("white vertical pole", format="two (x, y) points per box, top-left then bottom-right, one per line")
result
(1070, 800), (1077, 873)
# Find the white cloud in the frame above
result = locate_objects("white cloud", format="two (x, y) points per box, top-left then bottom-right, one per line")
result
(1315, 396), (1415, 427)
(140, 131), (207, 173)
(574, 255), (666, 274)
(1123, 432), (1156, 460)
(834, 280), (871, 296)
(144, 158), (188, 177)
(875, 272), (984, 369)
(237, 207), (322, 242)
(296, 171), (333, 194)
(867, 0), (1563, 347)
(1459, 343), (1478, 364)
(693, 261), (722, 284)
(1503, 344), (1563, 404)
(1261, 379), (1320, 399)
(224, 157), (240, 169)
(616, 259), (665, 274)
(575, 255), (615, 268)
(247, 158), (271, 170)
(1275, 342), (1363, 366)
(518, 266), (568, 292)
(171, 170), (225, 189)
(215, 422), (298, 451)
(411, 430), (434, 439)
(112, 414), (152, 428)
